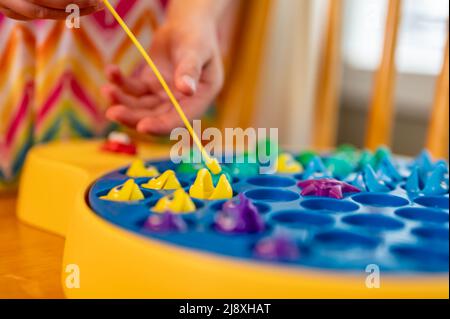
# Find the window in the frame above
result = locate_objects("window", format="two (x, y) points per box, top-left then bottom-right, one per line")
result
(343, 0), (449, 75)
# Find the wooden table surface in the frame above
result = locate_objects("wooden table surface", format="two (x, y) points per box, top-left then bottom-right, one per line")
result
(0, 194), (65, 299)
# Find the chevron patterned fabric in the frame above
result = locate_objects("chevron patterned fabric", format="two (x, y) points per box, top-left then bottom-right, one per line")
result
(0, 0), (166, 190)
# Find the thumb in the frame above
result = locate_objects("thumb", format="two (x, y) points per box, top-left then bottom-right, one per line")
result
(174, 47), (207, 96)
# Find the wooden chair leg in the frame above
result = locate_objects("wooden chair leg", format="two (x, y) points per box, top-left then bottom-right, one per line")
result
(312, 0), (343, 151)
(426, 35), (449, 160)
(217, 0), (273, 130)
(365, 0), (402, 150)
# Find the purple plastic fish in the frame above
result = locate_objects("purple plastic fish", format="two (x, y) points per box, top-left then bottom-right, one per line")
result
(144, 212), (187, 232)
(214, 194), (265, 233)
(298, 178), (361, 199)
(254, 234), (300, 261)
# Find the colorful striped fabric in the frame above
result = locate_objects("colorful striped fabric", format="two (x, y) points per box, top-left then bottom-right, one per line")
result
(0, 0), (165, 190)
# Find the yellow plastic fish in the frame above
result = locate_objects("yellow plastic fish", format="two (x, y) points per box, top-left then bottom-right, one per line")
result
(189, 168), (233, 200)
(276, 153), (302, 174)
(141, 170), (181, 190)
(126, 159), (160, 178)
(209, 174), (233, 200)
(152, 189), (196, 213)
(101, 179), (144, 201)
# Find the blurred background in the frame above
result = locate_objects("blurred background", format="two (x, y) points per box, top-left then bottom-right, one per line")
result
(235, 0), (449, 157)
(340, 0), (448, 155)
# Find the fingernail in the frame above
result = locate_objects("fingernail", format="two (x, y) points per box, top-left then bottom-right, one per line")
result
(182, 75), (197, 93)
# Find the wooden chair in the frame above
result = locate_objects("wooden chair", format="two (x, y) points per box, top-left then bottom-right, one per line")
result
(312, 0), (343, 150)
(365, 0), (402, 151)
(313, 0), (449, 158)
(215, 0), (448, 158)
(426, 37), (449, 159)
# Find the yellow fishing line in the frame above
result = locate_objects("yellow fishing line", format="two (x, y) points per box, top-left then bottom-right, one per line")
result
(102, 0), (221, 174)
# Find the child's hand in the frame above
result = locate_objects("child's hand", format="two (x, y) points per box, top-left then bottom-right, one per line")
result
(102, 16), (225, 135)
(0, 0), (102, 20)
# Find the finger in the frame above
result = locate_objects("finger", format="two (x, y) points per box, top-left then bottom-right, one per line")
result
(174, 51), (204, 96)
(101, 84), (160, 109)
(101, 84), (139, 107)
(143, 40), (177, 95)
(79, 5), (103, 16)
(154, 88), (185, 104)
(142, 64), (175, 96)
(200, 53), (225, 93)
(29, 0), (101, 9)
(136, 97), (211, 135)
(105, 65), (151, 96)
(4, 0), (67, 19)
(106, 105), (141, 128)
(139, 62), (184, 102)
(106, 104), (171, 128)
(0, 4), (31, 20)
(173, 41), (213, 96)
(136, 109), (187, 135)
(4, 0), (99, 19)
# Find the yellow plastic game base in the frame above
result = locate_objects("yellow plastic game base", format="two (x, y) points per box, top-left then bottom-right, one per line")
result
(16, 140), (449, 298)
(17, 139), (171, 236)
